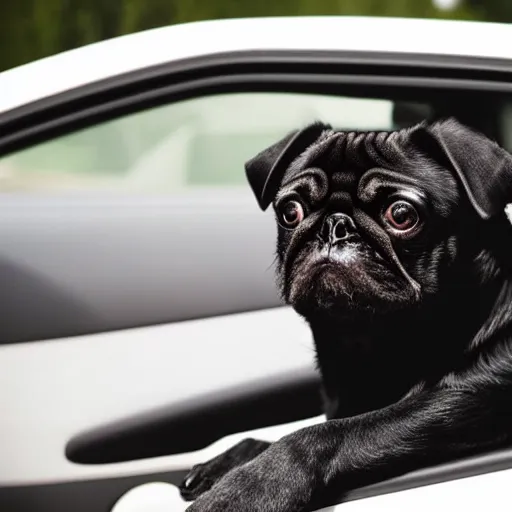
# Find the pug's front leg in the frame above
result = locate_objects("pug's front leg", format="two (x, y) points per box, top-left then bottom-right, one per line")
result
(186, 381), (507, 512)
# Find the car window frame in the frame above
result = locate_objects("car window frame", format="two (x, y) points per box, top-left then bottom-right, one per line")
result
(2, 49), (512, 159)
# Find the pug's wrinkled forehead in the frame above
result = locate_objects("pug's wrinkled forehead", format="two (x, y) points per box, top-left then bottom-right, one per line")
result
(246, 119), (512, 222)
(276, 128), (457, 218)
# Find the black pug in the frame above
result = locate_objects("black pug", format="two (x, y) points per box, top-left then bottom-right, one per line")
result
(180, 118), (512, 512)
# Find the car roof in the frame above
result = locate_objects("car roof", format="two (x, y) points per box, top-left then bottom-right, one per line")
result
(1, 16), (512, 115)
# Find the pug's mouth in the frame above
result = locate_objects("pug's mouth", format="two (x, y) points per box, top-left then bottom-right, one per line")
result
(285, 239), (416, 316)
(302, 237), (388, 274)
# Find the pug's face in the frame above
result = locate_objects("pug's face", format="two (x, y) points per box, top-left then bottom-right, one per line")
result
(245, 119), (512, 321)
(274, 143), (457, 319)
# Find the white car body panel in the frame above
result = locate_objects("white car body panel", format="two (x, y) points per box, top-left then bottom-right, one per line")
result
(1, 16), (512, 115)
(325, 467), (512, 512)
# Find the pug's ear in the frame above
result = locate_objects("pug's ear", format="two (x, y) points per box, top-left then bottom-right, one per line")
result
(410, 118), (512, 220)
(245, 122), (331, 210)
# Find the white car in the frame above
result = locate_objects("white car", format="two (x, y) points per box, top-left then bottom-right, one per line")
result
(1, 16), (512, 512)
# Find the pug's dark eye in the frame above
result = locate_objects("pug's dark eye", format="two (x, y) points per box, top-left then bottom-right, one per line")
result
(384, 201), (419, 231)
(279, 200), (304, 228)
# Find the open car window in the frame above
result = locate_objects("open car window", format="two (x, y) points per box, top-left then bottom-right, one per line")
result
(0, 93), (417, 193)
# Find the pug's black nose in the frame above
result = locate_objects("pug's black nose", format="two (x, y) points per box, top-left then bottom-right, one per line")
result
(321, 213), (356, 244)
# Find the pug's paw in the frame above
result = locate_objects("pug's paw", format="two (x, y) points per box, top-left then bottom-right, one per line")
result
(179, 438), (270, 501)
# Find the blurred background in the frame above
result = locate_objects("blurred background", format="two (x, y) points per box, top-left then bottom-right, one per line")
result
(0, 0), (511, 73)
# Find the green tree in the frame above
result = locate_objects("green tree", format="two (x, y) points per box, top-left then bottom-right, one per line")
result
(0, 0), (490, 73)
(466, 0), (512, 22)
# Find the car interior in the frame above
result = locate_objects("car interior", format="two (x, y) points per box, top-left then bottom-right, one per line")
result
(2, 56), (512, 511)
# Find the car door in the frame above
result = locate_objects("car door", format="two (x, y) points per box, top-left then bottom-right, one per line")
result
(2, 19), (512, 512)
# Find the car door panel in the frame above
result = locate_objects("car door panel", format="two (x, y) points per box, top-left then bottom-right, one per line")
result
(2, 48), (512, 512)
(0, 307), (319, 483)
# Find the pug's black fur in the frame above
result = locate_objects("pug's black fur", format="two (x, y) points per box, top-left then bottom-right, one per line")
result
(180, 118), (512, 512)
